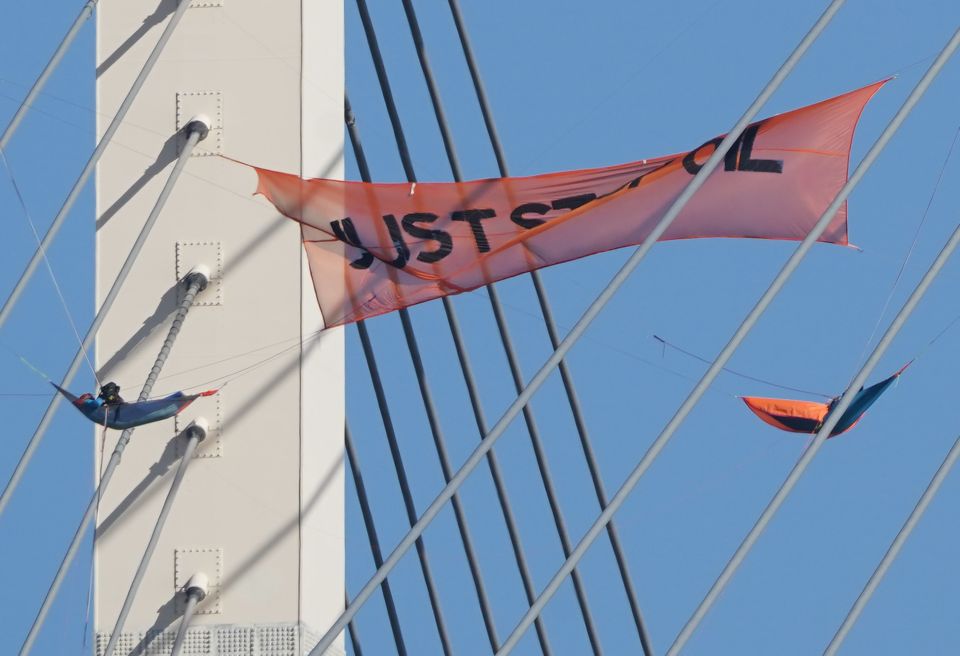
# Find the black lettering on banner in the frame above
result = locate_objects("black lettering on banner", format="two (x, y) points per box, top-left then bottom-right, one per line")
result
(511, 202), (550, 229)
(683, 122), (783, 176)
(551, 193), (598, 212)
(682, 136), (723, 174)
(452, 208), (497, 252)
(510, 195), (599, 232)
(724, 135), (741, 171)
(331, 218), (374, 270)
(401, 212), (453, 263)
(381, 214), (411, 268)
(716, 120), (784, 174)
(733, 122), (783, 173)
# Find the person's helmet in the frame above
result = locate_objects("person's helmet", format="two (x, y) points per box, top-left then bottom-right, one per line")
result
(99, 382), (121, 398)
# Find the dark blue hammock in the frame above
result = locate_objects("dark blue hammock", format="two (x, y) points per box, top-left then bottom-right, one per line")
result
(742, 363), (909, 438)
(53, 384), (217, 430)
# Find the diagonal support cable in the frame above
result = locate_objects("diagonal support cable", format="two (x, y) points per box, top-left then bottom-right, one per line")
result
(0, 118), (209, 518)
(171, 573), (209, 656)
(345, 423), (408, 656)
(0, 0), (197, 520)
(310, 0), (846, 650)
(438, 292), (554, 655)
(824, 432), (960, 655)
(19, 260), (210, 655)
(673, 224), (960, 651)
(669, 69), (958, 656)
(345, 594), (364, 656)
(354, 319), (453, 655)
(441, 0), (652, 650)
(397, 308), (503, 651)
(666, 29), (960, 654)
(171, 589), (202, 656)
(488, 290), (605, 654)
(358, 0), (601, 654)
(103, 416), (208, 656)
(0, 0), (190, 337)
(347, 94), (552, 654)
(397, 0), (604, 650)
(350, 1), (528, 649)
(0, 0), (99, 150)
(508, 18), (960, 656)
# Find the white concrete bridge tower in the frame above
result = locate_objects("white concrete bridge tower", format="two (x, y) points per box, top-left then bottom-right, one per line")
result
(94, 0), (344, 653)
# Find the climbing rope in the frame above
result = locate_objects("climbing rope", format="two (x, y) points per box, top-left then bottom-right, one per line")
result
(653, 334), (833, 398)
(0, 147), (101, 388)
(856, 124), (960, 368)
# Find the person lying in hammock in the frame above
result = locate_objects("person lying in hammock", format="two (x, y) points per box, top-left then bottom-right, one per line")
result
(741, 364), (909, 438)
(53, 382), (217, 431)
(96, 381), (124, 406)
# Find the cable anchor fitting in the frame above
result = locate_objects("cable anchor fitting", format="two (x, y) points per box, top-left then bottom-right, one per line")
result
(184, 265), (210, 293)
(184, 417), (209, 444)
(184, 571), (209, 603)
(184, 114), (212, 143)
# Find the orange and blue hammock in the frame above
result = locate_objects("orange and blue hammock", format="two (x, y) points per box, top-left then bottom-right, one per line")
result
(742, 365), (907, 437)
(53, 384), (217, 430)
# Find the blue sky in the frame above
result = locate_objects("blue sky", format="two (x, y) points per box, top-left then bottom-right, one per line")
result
(2, 1), (960, 654)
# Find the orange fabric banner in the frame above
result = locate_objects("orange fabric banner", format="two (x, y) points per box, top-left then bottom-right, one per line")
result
(251, 81), (884, 328)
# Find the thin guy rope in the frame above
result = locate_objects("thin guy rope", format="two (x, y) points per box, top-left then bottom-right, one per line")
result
(667, 30), (960, 654)
(855, 124), (960, 368)
(653, 334), (832, 398)
(103, 291), (729, 408)
(309, 0), (846, 650)
(0, 147), (100, 387)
